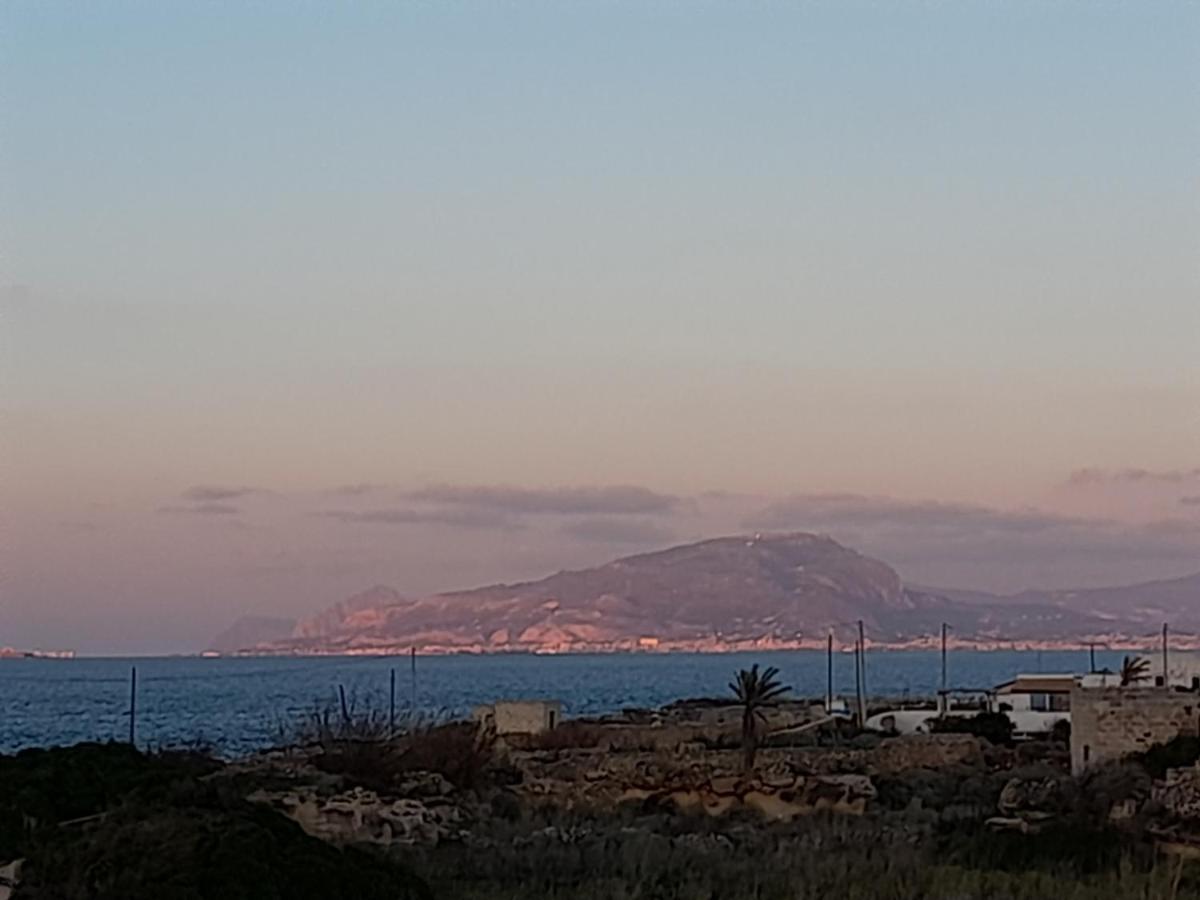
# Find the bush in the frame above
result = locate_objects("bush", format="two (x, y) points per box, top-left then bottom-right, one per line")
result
(0, 743), (430, 900)
(1134, 735), (1200, 779)
(929, 711), (1015, 746)
(396, 721), (496, 790)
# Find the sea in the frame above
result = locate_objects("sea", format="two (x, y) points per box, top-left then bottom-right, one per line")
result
(0, 648), (1127, 756)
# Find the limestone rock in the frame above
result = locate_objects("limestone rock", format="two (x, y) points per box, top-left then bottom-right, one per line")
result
(1154, 767), (1200, 822)
(251, 786), (463, 846)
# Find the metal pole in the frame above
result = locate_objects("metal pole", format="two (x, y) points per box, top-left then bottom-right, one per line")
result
(389, 667), (396, 737)
(129, 666), (137, 747)
(826, 632), (834, 710)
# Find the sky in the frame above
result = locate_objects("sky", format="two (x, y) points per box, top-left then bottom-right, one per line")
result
(2, 2), (1198, 654)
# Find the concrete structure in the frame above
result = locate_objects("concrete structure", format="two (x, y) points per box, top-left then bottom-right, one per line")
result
(473, 699), (562, 735)
(867, 675), (1074, 737)
(993, 674), (1073, 735)
(1070, 685), (1200, 775)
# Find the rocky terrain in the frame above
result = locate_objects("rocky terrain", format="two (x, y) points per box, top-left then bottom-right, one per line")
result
(213, 533), (1200, 654)
(7, 700), (1200, 899)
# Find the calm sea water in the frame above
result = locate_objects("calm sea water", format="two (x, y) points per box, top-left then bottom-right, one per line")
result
(0, 649), (1124, 756)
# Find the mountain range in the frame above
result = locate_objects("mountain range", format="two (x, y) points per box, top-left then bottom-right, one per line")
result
(208, 532), (1200, 654)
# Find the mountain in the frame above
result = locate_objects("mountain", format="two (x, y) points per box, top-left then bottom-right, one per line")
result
(207, 615), (296, 654)
(216, 534), (1200, 655)
(925, 572), (1200, 635)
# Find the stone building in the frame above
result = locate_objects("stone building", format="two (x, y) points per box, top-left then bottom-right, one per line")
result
(1070, 685), (1200, 775)
(473, 699), (562, 735)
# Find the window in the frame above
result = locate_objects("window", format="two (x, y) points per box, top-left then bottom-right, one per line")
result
(1030, 693), (1049, 711)
(1050, 694), (1071, 712)
(547, 709), (557, 730)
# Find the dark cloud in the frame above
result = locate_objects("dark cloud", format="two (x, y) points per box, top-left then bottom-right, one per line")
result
(182, 485), (264, 502)
(159, 502), (241, 516)
(406, 484), (680, 516)
(560, 518), (677, 545)
(316, 507), (517, 529)
(1067, 467), (1200, 487)
(1181, 496), (1200, 507)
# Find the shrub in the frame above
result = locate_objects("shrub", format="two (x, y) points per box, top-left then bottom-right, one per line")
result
(929, 711), (1014, 746)
(396, 721), (496, 791)
(1134, 735), (1200, 779)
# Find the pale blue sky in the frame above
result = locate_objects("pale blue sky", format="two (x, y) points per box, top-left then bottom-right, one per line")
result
(3, 2), (1199, 651)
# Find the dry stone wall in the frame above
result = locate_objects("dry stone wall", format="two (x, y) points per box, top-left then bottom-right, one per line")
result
(1070, 686), (1200, 774)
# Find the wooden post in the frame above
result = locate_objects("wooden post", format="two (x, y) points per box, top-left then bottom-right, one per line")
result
(128, 666), (137, 747)
(389, 668), (396, 737)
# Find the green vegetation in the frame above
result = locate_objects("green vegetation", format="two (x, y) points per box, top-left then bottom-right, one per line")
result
(1135, 734), (1200, 779)
(406, 812), (1190, 900)
(929, 710), (1015, 746)
(729, 664), (790, 770)
(1120, 655), (1152, 686)
(0, 743), (429, 900)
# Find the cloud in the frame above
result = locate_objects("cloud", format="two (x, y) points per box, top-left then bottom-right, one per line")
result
(1067, 467), (1200, 487)
(405, 484), (680, 516)
(327, 483), (390, 497)
(742, 493), (1200, 573)
(182, 485), (264, 502)
(159, 502), (241, 516)
(560, 518), (677, 545)
(747, 493), (1082, 535)
(316, 507), (517, 529)
(1181, 496), (1200, 507)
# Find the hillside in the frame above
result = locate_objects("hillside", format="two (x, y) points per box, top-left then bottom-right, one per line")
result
(929, 572), (1200, 634)
(213, 534), (1199, 654)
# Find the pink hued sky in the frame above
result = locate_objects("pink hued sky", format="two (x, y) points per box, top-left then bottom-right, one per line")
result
(3, 3), (1198, 653)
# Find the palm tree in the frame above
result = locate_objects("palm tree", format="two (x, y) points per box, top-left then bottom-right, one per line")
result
(729, 664), (790, 771)
(1119, 655), (1151, 686)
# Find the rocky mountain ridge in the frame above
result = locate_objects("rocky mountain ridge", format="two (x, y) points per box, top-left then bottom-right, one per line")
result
(211, 533), (1200, 654)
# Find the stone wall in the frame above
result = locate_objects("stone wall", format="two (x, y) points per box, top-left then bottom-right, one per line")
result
(1070, 686), (1200, 774)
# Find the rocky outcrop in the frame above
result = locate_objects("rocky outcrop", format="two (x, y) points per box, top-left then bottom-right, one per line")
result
(0, 859), (22, 900)
(620, 773), (877, 820)
(250, 785), (464, 846)
(1153, 767), (1200, 822)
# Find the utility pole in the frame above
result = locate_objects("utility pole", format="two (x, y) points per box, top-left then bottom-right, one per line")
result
(389, 668), (396, 737)
(856, 619), (867, 727)
(128, 666), (137, 747)
(1087, 642), (1096, 674)
(940, 623), (949, 713)
(1163, 624), (1170, 689)
(826, 631), (834, 710)
(410, 646), (418, 710)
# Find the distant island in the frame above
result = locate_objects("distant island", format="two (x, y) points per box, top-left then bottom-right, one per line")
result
(209, 533), (1200, 656)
